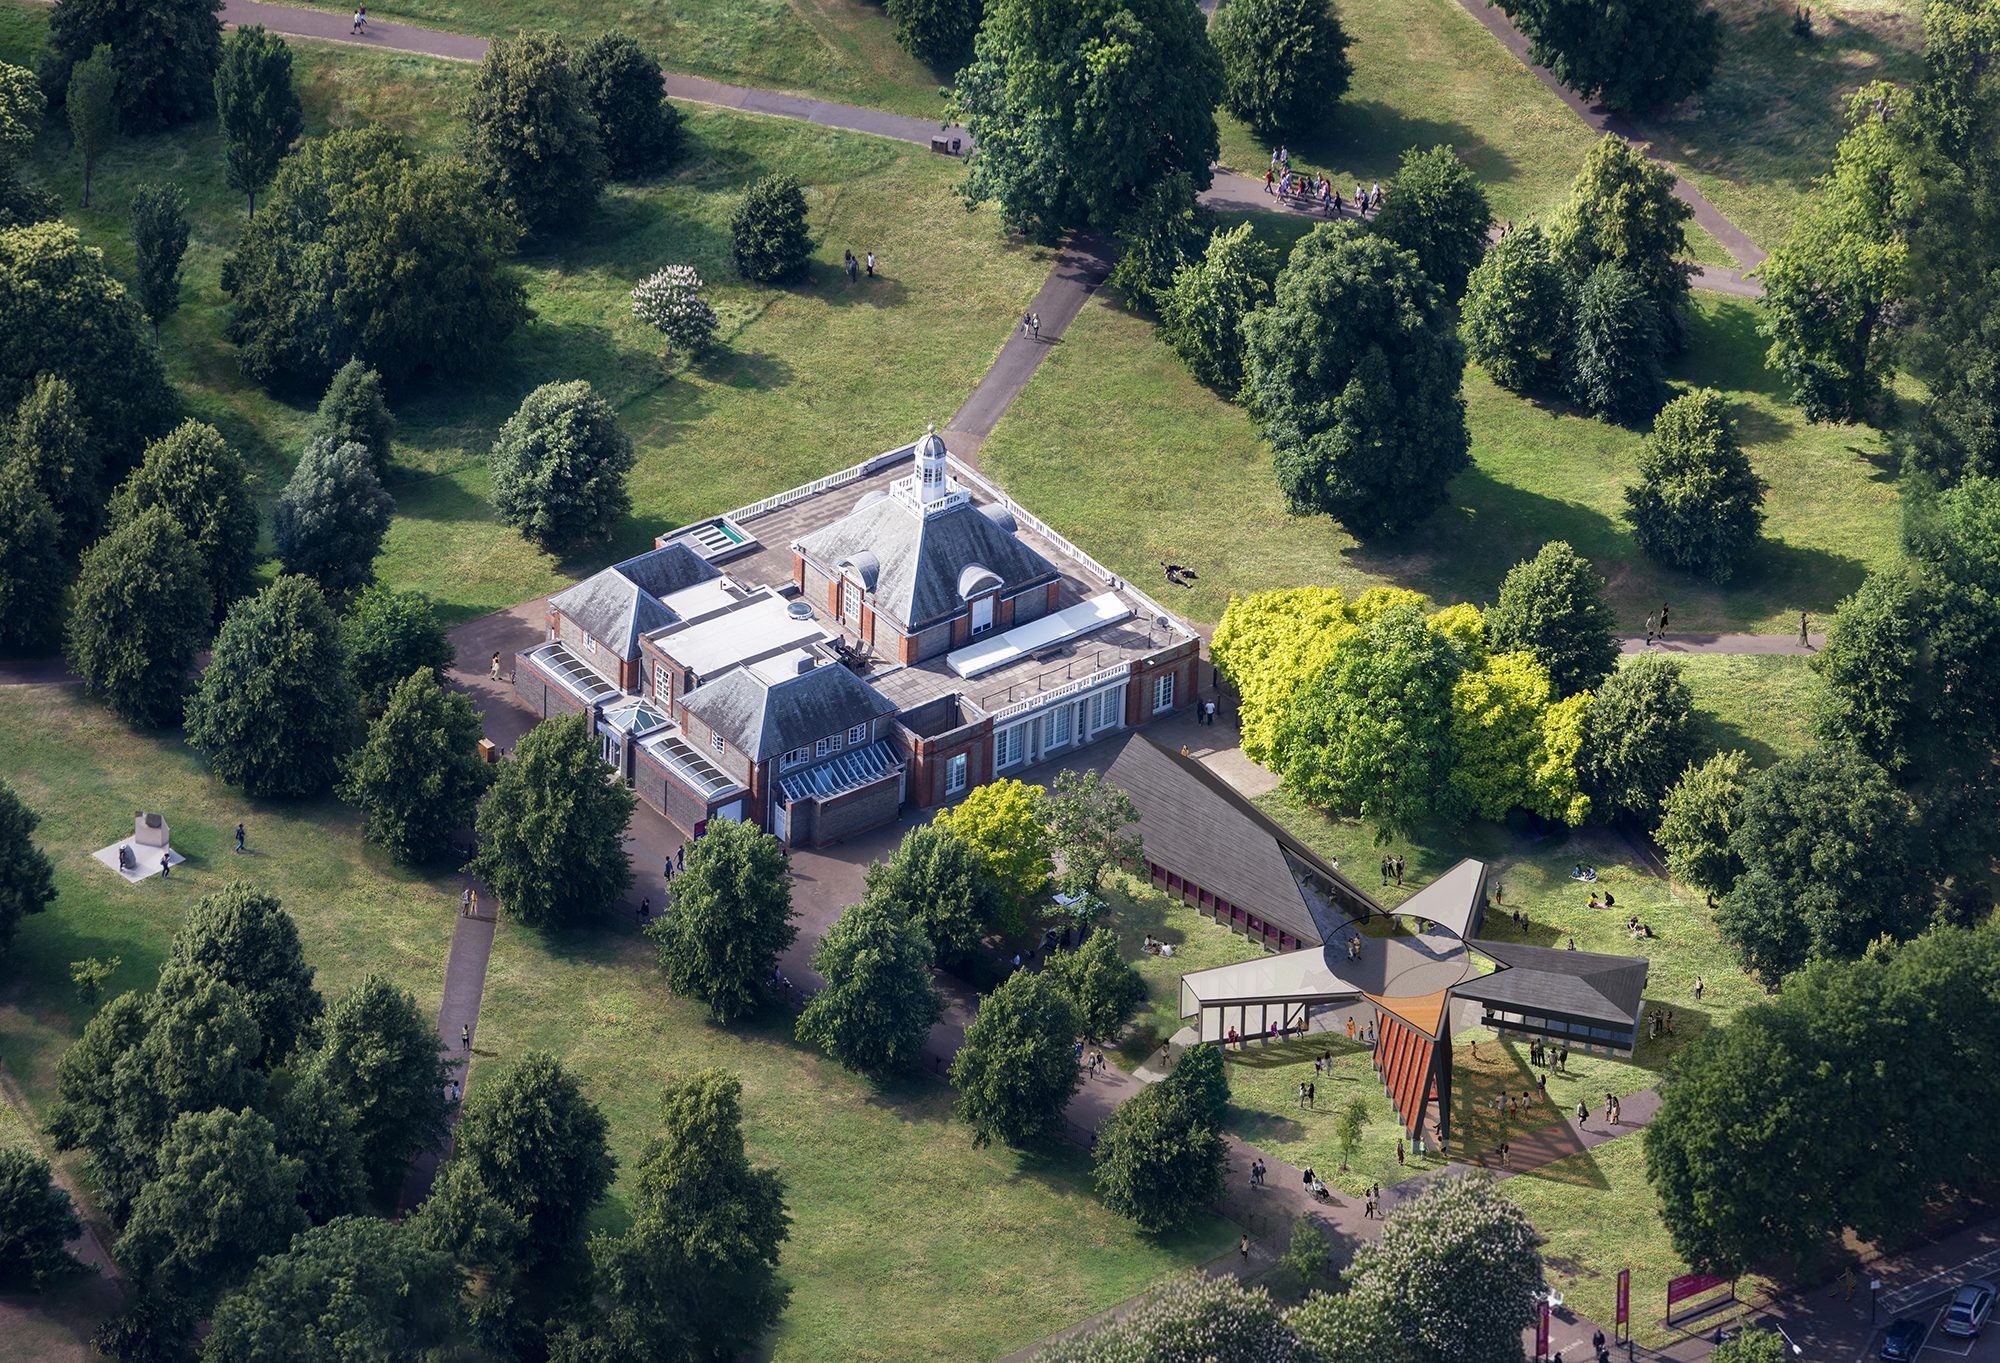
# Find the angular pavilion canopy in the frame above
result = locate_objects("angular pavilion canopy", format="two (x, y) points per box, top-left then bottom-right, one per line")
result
(1381, 858), (1488, 941)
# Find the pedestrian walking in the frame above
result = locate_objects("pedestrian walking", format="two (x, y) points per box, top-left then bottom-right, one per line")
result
(866, 251), (876, 278)
(1397, 1138), (1405, 1166)
(1298, 1080), (1308, 1108)
(1644, 612), (1656, 646)
(1694, 974), (1704, 1001)
(469, 888), (479, 918)
(1576, 1099), (1588, 1125)
(1799, 611), (1810, 647)
(1658, 602), (1671, 636)
(639, 896), (650, 923)
(1380, 854), (1390, 886)
(451, 1079), (461, 1102)
(460, 888), (472, 917)
(675, 846), (684, 873)
(461, 1023), (471, 1048)
(1307, 1081), (1316, 1108)
(160, 852), (171, 878)
(1029, 312), (1041, 341)
(233, 822), (246, 854)
(351, 5), (366, 31)
(1240, 1234), (1250, 1262)
(490, 652), (502, 681)
(844, 249), (858, 282)
(1394, 855), (1405, 886)
(1204, 698), (1216, 726)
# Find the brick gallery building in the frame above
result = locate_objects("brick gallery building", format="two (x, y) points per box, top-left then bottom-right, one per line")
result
(513, 428), (1201, 847)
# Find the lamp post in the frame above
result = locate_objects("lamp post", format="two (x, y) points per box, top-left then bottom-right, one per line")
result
(1776, 1323), (1803, 1357)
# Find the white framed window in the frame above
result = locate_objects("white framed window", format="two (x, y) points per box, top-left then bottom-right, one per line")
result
(653, 663), (671, 705)
(816, 734), (843, 759)
(781, 746), (810, 770)
(848, 723), (869, 746)
(582, 633), (598, 656)
(945, 752), (969, 795)
(1152, 671), (1176, 714)
(712, 732), (725, 755)
(970, 595), (995, 636)
(1091, 688), (1122, 735)
(994, 722), (1027, 771)
(1043, 705), (1073, 751)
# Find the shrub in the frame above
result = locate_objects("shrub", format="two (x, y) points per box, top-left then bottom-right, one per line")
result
(488, 380), (635, 552)
(731, 175), (816, 283)
(1160, 221), (1278, 394)
(632, 266), (720, 355)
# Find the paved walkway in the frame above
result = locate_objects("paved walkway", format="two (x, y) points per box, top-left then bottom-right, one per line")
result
(1619, 632), (1821, 656)
(397, 899), (494, 1209)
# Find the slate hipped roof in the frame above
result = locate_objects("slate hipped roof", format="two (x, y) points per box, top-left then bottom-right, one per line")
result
(1104, 734), (1381, 945)
(681, 662), (898, 762)
(792, 494), (1058, 630)
(1455, 940), (1650, 1028)
(550, 544), (721, 661)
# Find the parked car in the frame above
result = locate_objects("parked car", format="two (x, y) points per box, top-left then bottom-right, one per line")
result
(1943, 1280), (1997, 1339)
(1880, 1316), (1926, 1361)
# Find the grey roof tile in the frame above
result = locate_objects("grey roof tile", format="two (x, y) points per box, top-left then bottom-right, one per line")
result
(793, 497), (1056, 629)
(682, 663), (896, 762)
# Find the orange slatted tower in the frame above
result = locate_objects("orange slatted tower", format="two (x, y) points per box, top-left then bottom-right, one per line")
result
(1366, 990), (1453, 1146)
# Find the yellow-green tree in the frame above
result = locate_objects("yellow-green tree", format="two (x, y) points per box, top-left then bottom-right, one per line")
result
(1449, 651), (1552, 822)
(931, 779), (1051, 937)
(1532, 693), (1593, 826)
(1212, 585), (1423, 763)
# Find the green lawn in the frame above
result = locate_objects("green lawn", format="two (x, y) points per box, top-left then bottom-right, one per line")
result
(1668, 653), (1822, 766)
(2, 10), (1053, 622)
(981, 286), (1900, 635)
(1098, 872), (1268, 1066)
(1502, 1132), (1771, 1348)
(257, 0), (944, 118)
(0, 686), (1230, 1361)
(1210, 0), (1734, 268)
(1643, 0), (1924, 252)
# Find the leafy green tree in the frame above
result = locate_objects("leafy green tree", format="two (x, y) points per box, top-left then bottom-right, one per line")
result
(1345, 1172), (1540, 1363)
(339, 670), (490, 865)
(1486, 540), (1619, 698)
(885, 0), (984, 71)
(1758, 86), (1913, 424)
(1716, 747), (1927, 981)
(206, 1216), (461, 1362)
(214, 26), (301, 215)
(464, 31), (607, 235)
(949, 969), (1081, 1148)
(1643, 1001), (1847, 1274)
(309, 973), (448, 1200)
(130, 181), (190, 331)
(932, 778), (1052, 937)
(269, 1063), (367, 1225)
(1495, 0), (1719, 111)
(0, 221), (176, 473)
(1625, 387), (1767, 581)
(1913, 307), (2000, 486)
(859, 823), (1001, 965)
(186, 576), (363, 798)
(489, 379), (636, 553)
(1242, 224), (1469, 537)
(796, 895), (941, 1073)
(1278, 1213), (1332, 1291)
(1713, 1330), (1791, 1363)
(114, 1107), (305, 1339)
(1576, 653), (1695, 822)
(1567, 262), (1667, 423)
(1812, 568), (1932, 774)
(1550, 136), (1695, 350)
(0, 1148), (80, 1287)
(1045, 769), (1141, 899)
(1210, 0), (1351, 140)
(0, 461), (63, 650)
(5, 374), (100, 559)
(1448, 650), (1575, 824)
(954, 0), (1221, 242)
(576, 31), (681, 178)
(410, 1159), (527, 1351)
(451, 1051), (615, 1274)
(341, 584), (452, 713)
(165, 881), (322, 1066)
(1460, 223), (1573, 393)
(1161, 221), (1278, 394)
(1043, 927), (1145, 1042)
(66, 45), (115, 208)
(1655, 750), (1751, 896)
(65, 508), (212, 727)
(649, 817), (795, 1022)
(71, 955), (119, 1007)
(1037, 1273), (1296, 1362)
(223, 127), (527, 387)
(108, 419), (259, 616)
(0, 62), (49, 227)
(474, 711), (635, 929)
(1091, 1076), (1225, 1232)
(1335, 1095), (1368, 1170)
(1165, 1038), (1229, 1127)
(579, 1070), (790, 1363)
(1273, 603), (1468, 830)
(730, 174), (816, 283)
(48, 0), (223, 130)
(1106, 171), (1210, 314)
(1372, 144), (1491, 300)
(272, 438), (393, 596)
(308, 360), (394, 479)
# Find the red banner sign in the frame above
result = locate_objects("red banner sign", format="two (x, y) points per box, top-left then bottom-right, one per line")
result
(1616, 1269), (1631, 1327)
(1667, 1272), (1730, 1307)
(1537, 1301), (1551, 1358)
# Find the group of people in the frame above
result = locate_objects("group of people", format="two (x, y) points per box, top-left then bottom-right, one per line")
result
(1378, 854), (1406, 887)
(1528, 1036), (1569, 1072)
(1642, 602), (1673, 646)
(1076, 1043), (1111, 1076)
(1627, 915), (1657, 941)
(1361, 1182), (1385, 1218)
(1342, 931), (1365, 960)
(1019, 311), (1043, 341)
(1295, 1079), (1318, 1108)
(842, 249), (878, 282)
(1584, 889), (1617, 910)
(1646, 1007), (1677, 1040)
(1259, 147), (1384, 219)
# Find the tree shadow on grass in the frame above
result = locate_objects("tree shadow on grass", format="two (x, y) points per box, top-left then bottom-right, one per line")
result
(1236, 103), (1516, 196)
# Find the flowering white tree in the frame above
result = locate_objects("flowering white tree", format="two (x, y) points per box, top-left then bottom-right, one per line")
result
(631, 266), (719, 355)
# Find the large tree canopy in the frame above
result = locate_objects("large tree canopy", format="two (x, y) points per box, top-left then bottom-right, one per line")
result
(795, 894), (941, 1074)
(1371, 144), (1491, 300)
(575, 31), (681, 179)
(858, 823), (1002, 965)
(1210, 0), (1351, 140)
(650, 817), (797, 1023)
(223, 127), (527, 387)
(1091, 1071), (1225, 1232)
(474, 711), (635, 929)
(0, 778), (55, 965)
(165, 881), (322, 1066)
(107, 418), (260, 616)
(48, 0), (224, 130)
(214, 25), (303, 215)
(955, 0), (1222, 242)
(1242, 224), (1468, 537)
(488, 379), (635, 552)
(950, 970), (1081, 1149)
(1484, 540), (1619, 698)
(1625, 386), (1768, 582)
(272, 437), (394, 597)
(309, 973), (449, 1199)
(1549, 136), (1695, 351)
(1495, 0), (1719, 112)
(339, 669), (491, 864)
(4, 373), (101, 560)
(341, 584), (452, 714)
(1576, 652), (1695, 822)
(463, 31), (607, 235)
(65, 508), (212, 728)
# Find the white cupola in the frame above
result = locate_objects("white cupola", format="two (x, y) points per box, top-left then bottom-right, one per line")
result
(892, 423), (968, 516)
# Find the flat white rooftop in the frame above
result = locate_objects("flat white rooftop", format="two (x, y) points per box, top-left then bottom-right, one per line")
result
(661, 577), (741, 622)
(653, 592), (830, 679)
(946, 591), (1133, 679)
